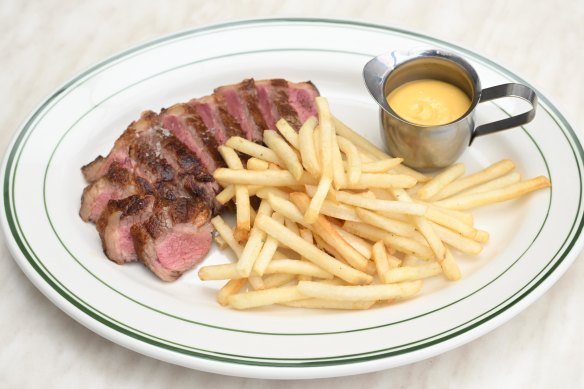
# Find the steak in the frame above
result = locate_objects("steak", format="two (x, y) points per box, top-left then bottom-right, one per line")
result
(80, 78), (320, 281)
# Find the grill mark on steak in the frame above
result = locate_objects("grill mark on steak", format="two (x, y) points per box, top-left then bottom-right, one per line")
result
(255, 82), (279, 130)
(270, 79), (303, 129)
(214, 95), (247, 140)
(96, 195), (155, 264)
(215, 83), (263, 142)
(237, 78), (269, 134)
(79, 162), (137, 222)
(80, 78), (319, 281)
(160, 104), (222, 174)
(131, 197), (212, 281)
(192, 97), (229, 145)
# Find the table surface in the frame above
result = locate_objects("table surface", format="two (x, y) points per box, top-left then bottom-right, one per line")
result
(2, 1), (583, 388)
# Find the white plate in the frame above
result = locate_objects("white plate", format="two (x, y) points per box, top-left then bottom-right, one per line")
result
(1, 18), (582, 379)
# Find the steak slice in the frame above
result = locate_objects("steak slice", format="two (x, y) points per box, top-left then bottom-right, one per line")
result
(287, 80), (319, 123)
(160, 103), (225, 174)
(81, 111), (158, 183)
(96, 195), (155, 264)
(79, 162), (136, 222)
(131, 197), (212, 281)
(215, 82), (263, 142)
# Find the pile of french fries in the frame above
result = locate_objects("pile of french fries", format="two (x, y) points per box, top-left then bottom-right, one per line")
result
(198, 97), (551, 310)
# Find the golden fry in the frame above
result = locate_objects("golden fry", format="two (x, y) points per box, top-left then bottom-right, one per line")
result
(434, 176), (551, 210)
(263, 129), (304, 180)
(417, 163), (465, 200)
(431, 159), (516, 200)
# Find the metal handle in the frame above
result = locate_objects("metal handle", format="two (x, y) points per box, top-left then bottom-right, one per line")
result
(470, 83), (538, 144)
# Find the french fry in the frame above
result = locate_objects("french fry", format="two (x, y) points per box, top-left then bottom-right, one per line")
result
(217, 278), (247, 306)
(331, 131), (347, 189)
(275, 118), (300, 149)
(455, 171), (521, 197)
(284, 217), (300, 236)
(431, 159), (516, 200)
(198, 263), (239, 280)
(440, 247), (462, 281)
(434, 176), (551, 210)
(281, 298), (376, 310)
(255, 214), (373, 285)
(297, 280), (423, 302)
(214, 168), (317, 187)
(474, 230), (490, 243)
(372, 241), (391, 284)
(412, 216), (445, 261)
(304, 176), (332, 224)
(344, 173), (417, 189)
(313, 126), (322, 172)
(356, 208), (417, 237)
(290, 192), (369, 271)
(336, 191), (427, 216)
(262, 273), (297, 289)
(336, 136), (362, 185)
(228, 286), (307, 309)
(417, 163), (465, 200)
(424, 205), (477, 239)
(265, 259), (334, 279)
(266, 193), (307, 227)
(263, 129), (304, 180)
(331, 224), (373, 259)
(384, 262), (442, 283)
(316, 97), (334, 179)
(430, 222), (483, 255)
(390, 188), (445, 261)
(298, 116), (320, 176)
(419, 202), (474, 226)
(313, 234), (345, 263)
(236, 201), (272, 276)
(248, 272), (265, 290)
(215, 185), (236, 205)
(211, 215), (243, 258)
(343, 221), (434, 259)
(225, 136), (282, 165)
(233, 185), (251, 242)
(253, 213), (285, 275)
(247, 157), (270, 171)
(360, 158), (403, 173)
(255, 187), (290, 201)
(318, 200), (361, 222)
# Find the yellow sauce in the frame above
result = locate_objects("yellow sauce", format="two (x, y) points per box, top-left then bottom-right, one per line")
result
(386, 79), (471, 126)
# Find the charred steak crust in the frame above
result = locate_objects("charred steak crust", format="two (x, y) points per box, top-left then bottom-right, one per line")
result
(80, 78), (319, 281)
(270, 79), (303, 129)
(238, 78), (269, 133)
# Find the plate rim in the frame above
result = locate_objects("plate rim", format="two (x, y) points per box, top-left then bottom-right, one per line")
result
(2, 17), (583, 378)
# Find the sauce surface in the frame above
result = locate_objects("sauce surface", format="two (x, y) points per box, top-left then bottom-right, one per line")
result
(387, 79), (471, 126)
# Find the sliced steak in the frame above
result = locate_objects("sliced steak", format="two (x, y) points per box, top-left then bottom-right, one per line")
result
(191, 97), (229, 144)
(131, 197), (212, 282)
(79, 162), (137, 222)
(287, 80), (319, 122)
(81, 111), (158, 183)
(237, 78), (269, 135)
(96, 195), (155, 264)
(160, 103), (225, 174)
(215, 82), (263, 142)
(80, 78), (319, 281)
